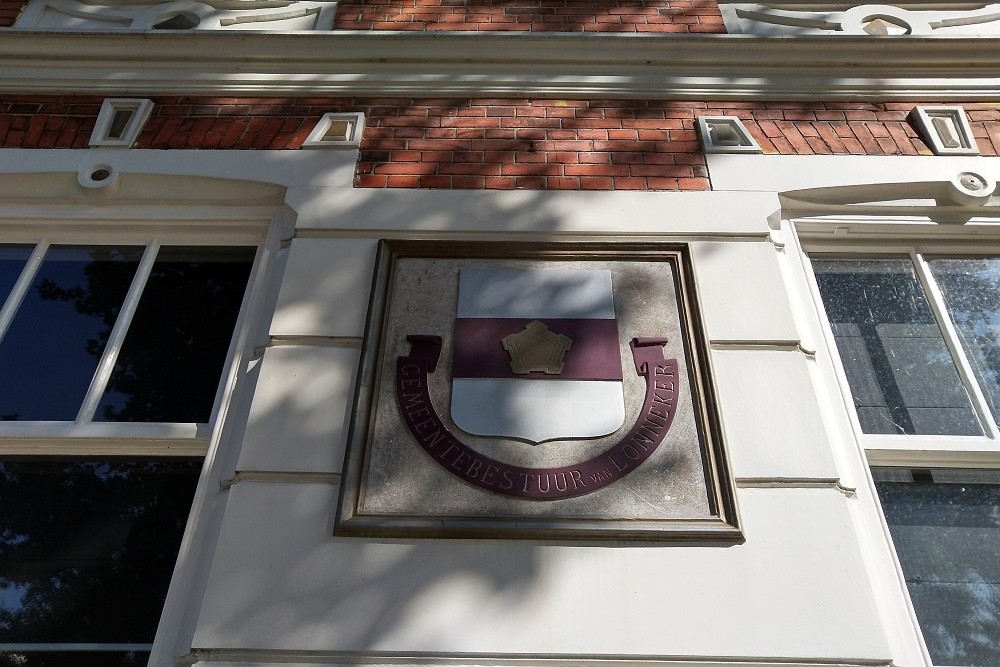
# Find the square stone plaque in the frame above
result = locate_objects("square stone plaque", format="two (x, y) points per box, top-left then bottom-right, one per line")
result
(336, 241), (741, 541)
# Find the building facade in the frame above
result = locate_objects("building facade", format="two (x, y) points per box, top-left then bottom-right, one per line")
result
(2, 3), (1000, 667)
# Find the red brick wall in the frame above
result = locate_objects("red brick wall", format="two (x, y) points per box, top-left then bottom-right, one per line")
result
(332, 1), (724, 33)
(0, 0), (724, 30)
(4, 96), (1000, 191)
(357, 98), (707, 190)
(0, 0), (28, 26)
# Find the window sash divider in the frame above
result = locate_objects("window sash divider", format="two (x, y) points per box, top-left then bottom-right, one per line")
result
(0, 239), (48, 344)
(0, 643), (155, 652)
(866, 444), (1000, 469)
(911, 250), (1000, 439)
(76, 241), (160, 424)
(0, 422), (211, 457)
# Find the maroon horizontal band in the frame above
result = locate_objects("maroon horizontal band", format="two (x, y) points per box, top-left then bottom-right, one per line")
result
(452, 318), (623, 380)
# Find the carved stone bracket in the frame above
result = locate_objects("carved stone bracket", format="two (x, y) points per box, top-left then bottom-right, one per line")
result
(779, 170), (1000, 220)
(13, 0), (338, 30)
(720, 2), (1000, 36)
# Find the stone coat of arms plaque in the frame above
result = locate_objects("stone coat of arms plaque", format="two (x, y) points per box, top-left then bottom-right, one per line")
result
(337, 241), (740, 541)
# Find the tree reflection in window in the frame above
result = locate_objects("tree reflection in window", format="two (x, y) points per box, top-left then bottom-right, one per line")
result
(929, 258), (1000, 426)
(95, 246), (255, 423)
(0, 459), (200, 666)
(812, 258), (982, 436)
(0, 244), (254, 424)
(874, 469), (1000, 666)
(0, 246), (143, 421)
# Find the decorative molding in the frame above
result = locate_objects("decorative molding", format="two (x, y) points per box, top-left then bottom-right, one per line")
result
(13, 0), (337, 30)
(697, 116), (762, 154)
(721, 2), (1000, 36)
(186, 649), (897, 667)
(910, 105), (980, 156)
(778, 171), (1000, 218)
(302, 111), (364, 148)
(2, 32), (1000, 99)
(90, 97), (153, 147)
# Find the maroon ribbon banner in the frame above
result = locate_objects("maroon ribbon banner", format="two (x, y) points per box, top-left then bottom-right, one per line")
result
(395, 335), (679, 501)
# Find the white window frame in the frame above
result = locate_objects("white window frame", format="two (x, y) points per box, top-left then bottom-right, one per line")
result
(0, 206), (286, 665)
(0, 214), (279, 458)
(795, 227), (1000, 469)
(785, 216), (1000, 667)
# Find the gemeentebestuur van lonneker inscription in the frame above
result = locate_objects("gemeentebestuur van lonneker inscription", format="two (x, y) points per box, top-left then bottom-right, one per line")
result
(397, 267), (678, 500)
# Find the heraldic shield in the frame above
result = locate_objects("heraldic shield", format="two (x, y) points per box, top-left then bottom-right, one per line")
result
(450, 267), (626, 443)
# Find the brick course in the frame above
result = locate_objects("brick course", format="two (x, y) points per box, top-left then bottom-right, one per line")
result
(0, 0), (28, 26)
(3, 96), (1000, 191)
(332, 1), (724, 33)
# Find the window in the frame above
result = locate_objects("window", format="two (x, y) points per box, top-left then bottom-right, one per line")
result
(808, 249), (1000, 665)
(872, 467), (1000, 666)
(0, 243), (255, 428)
(0, 240), (257, 666)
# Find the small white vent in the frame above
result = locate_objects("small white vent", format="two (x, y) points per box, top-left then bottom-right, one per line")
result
(696, 116), (762, 154)
(910, 106), (980, 156)
(303, 112), (365, 148)
(90, 98), (154, 148)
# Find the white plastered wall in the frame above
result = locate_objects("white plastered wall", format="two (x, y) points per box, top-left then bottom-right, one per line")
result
(1, 148), (932, 667)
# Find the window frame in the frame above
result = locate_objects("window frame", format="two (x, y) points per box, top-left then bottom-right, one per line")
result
(797, 231), (1000, 470)
(0, 219), (272, 458)
(0, 208), (280, 660)
(0, 207), (283, 664)
(790, 215), (1000, 667)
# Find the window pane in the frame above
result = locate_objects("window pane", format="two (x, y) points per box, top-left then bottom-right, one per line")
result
(0, 245), (32, 307)
(929, 258), (1000, 427)
(95, 247), (254, 423)
(0, 459), (200, 645)
(812, 258), (981, 436)
(0, 246), (143, 421)
(873, 468), (1000, 665)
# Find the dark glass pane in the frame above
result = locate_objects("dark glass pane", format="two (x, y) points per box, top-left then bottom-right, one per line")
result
(0, 650), (148, 667)
(929, 258), (1000, 426)
(812, 258), (981, 436)
(96, 246), (254, 423)
(0, 246), (143, 421)
(874, 468), (1000, 666)
(0, 459), (200, 644)
(0, 246), (32, 307)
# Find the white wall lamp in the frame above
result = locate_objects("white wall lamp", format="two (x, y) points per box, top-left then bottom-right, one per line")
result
(303, 112), (366, 148)
(911, 106), (980, 156)
(89, 98), (154, 148)
(696, 116), (762, 154)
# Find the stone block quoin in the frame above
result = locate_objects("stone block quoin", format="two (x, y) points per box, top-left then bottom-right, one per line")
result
(3, 97), (1000, 191)
(332, 1), (725, 33)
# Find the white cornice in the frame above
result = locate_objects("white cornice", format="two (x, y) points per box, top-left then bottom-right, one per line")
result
(2, 31), (1000, 99)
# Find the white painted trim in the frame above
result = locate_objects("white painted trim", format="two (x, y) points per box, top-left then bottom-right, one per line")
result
(0, 643), (155, 651)
(13, 0), (338, 31)
(75, 241), (160, 423)
(783, 223), (936, 667)
(89, 98), (154, 147)
(1, 32), (1000, 99)
(910, 105), (980, 156)
(302, 111), (365, 148)
(148, 211), (288, 667)
(707, 154), (1000, 194)
(697, 116), (762, 154)
(0, 239), (48, 342)
(0, 421), (209, 448)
